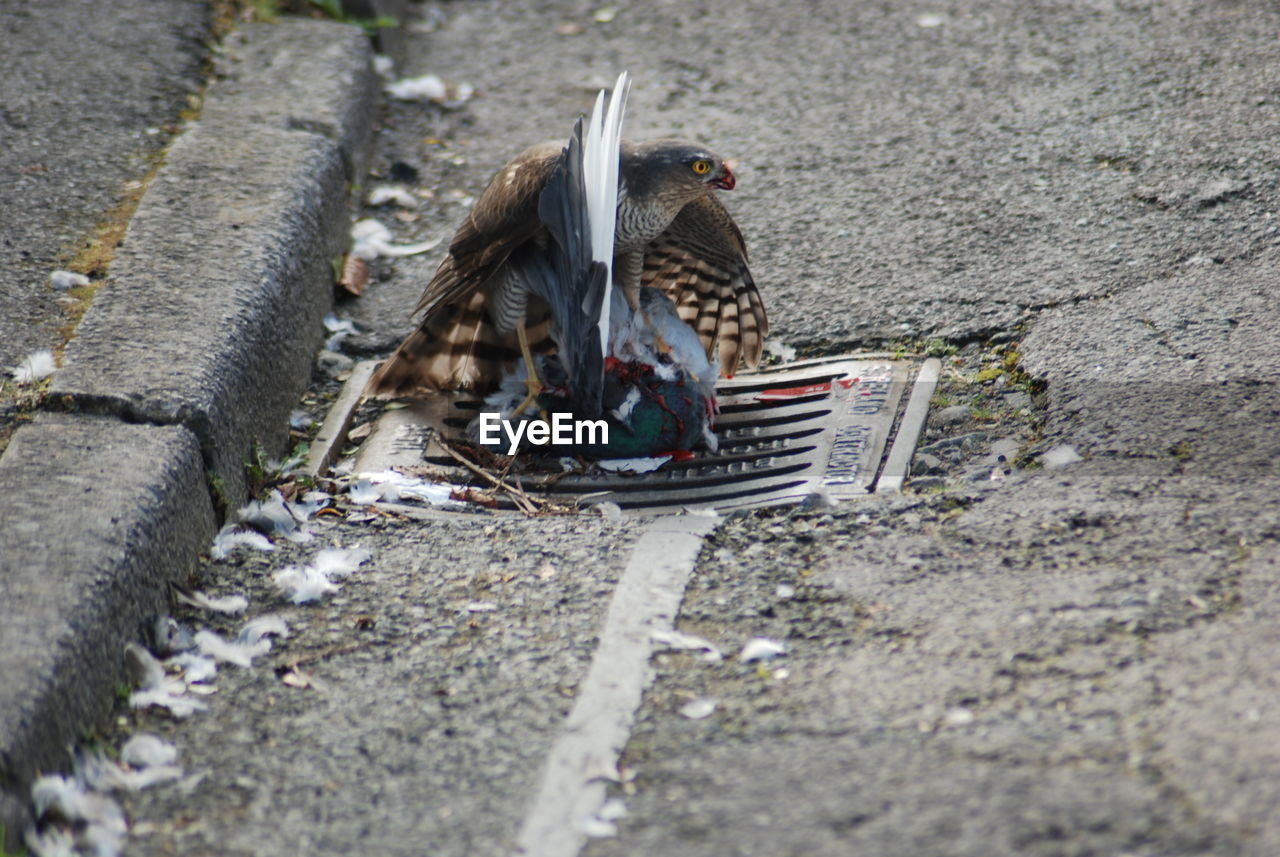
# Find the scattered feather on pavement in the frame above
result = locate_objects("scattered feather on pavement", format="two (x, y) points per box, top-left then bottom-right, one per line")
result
(1042, 444), (1083, 468)
(351, 218), (442, 260)
(347, 479), (382, 505)
(738, 637), (787, 663)
(274, 564), (341, 604)
(166, 652), (218, 685)
(594, 501), (624, 522)
(146, 614), (195, 657)
(129, 686), (207, 719)
(272, 545), (375, 604)
(367, 184), (419, 208)
(651, 629), (723, 662)
(24, 826), (76, 857)
(12, 349), (56, 384)
(174, 587), (248, 615)
(238, 613), (289, 645)
(384, 72), (446, 101)
(124, 642), (167, 690)
(678, 698), (718, 719)
(210, 524), (275, 560)
(581, 797), (627, 838)
(50, 269), (90, 290)
(350, 469), (464, 506)
(29, 775), (127, 857)
(76, 747), (182, 793)
(120, 734), (179, 769)
(237, 490), (313, 543)
(311, 547), (372, 579)
(323, 312), (358, 351)
(281, 667), (323, 691)
(194, 629), (270, 668)
(383, 73), (474, 107)
(289, 490), (333, 523)
(32, 775), (127, 834)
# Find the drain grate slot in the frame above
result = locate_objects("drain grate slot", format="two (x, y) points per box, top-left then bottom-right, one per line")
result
(352, 355), (936, 514)
(714, 408), (834, 429)
(523, 458), (817, 496)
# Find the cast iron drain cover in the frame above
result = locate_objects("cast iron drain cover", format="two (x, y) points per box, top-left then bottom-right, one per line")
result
(346, 355), (940, 514)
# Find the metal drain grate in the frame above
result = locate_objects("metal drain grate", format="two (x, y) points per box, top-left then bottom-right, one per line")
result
(349, 355), (938, 514)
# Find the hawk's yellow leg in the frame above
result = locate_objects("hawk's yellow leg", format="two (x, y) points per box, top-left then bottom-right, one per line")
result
(510, 325), (545, 419)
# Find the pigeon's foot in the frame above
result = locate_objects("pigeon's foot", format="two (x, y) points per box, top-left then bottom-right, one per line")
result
(653, 327), (673, 358)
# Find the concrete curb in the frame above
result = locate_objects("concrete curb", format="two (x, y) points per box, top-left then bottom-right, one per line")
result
(50, 19), (378, 507)
(0, 18), (379, 842)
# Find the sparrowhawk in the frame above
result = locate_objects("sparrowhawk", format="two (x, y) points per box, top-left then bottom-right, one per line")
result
(366, 81), (767, 403)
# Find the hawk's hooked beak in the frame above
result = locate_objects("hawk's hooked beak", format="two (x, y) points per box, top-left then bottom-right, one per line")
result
(712, 161), (736, 190)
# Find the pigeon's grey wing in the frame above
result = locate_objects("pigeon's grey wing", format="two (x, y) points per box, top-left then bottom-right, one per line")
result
(640, 193), (768, 374)
(526, 119), (609, 416)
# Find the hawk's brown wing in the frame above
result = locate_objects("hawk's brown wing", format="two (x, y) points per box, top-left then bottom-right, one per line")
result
(640, 194), (768, 375)
(368, 143), (560, 396)
(413, 142), (561, 317)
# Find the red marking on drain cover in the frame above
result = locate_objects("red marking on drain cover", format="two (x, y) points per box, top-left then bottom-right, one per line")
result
(755, 377), (858, 401)
(755, 382), (830, 401)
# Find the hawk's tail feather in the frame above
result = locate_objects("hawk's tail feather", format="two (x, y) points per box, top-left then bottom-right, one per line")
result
(736, 269), (768, 368)
(365, 292), (554, 398)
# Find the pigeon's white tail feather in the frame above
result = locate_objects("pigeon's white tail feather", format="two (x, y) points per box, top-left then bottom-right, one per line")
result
(585, 71), (630, 361)
(583, 90), (607, 263)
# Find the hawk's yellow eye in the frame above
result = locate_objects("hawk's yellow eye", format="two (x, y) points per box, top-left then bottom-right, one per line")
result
(692, 159), (712, 175)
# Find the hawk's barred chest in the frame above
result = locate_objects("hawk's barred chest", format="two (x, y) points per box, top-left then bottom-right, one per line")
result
(614, 180), (685, 253)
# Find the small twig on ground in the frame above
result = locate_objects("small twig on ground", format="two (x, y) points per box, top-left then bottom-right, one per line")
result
(276, 641), (369, 672)
(427, 430), (573, 515)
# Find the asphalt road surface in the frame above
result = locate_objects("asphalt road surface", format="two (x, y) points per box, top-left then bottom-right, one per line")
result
(0, 0), (208, 434)
(108, 2), (1280, 856)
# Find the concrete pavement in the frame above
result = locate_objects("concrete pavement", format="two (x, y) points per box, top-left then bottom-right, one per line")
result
(4, 0), (1280, 855)
(110, 2), (1280, 856)
(0, 0), (208, 394)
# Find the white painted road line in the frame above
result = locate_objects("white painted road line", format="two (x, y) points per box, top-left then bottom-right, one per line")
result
(515, 514), (721, 857)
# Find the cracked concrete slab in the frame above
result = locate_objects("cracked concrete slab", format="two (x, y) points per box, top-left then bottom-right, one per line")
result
(19, 0), (1279, 854)
(201, 21), (380, 182)
(0, 0), (209, 382)
(0, 413), (214, 839)
(0, 18), (379, 848)
(48, 119), (350, 506)
(50, 19), (376, 507)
